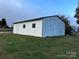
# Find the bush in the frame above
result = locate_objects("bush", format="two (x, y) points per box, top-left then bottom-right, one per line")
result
(65, 25), (73, 35)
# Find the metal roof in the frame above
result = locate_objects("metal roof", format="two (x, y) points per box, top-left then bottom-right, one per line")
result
(14, 15), (64, 24)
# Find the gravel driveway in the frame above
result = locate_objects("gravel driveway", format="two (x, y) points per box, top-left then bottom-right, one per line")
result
(0, 32), (12, 34)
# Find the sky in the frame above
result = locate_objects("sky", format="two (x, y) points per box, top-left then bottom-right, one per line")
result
(0, 0), (78, 27)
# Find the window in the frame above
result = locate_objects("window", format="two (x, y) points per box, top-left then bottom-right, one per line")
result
(32, 23), (36, 28)
(23, 24), (26, 28)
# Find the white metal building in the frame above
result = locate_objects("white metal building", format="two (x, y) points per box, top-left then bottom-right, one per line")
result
(13, 15), (65, 37)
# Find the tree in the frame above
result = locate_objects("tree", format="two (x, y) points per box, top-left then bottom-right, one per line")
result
(2, 18), (7, 26)
(59, 15), (73, 35)
(1, 18), (9, 28)
(74, 1), (79, 24)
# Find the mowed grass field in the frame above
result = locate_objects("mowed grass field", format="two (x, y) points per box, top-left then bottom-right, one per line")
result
(0, 33), (79, 59)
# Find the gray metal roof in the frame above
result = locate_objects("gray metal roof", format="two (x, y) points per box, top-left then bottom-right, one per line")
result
(14, 15), (64, 24)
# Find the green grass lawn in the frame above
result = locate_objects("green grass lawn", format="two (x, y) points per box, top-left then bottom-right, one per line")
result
(0, 33), (79, 59)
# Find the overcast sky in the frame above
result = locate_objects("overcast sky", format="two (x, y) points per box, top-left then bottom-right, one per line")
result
(0, 0), (78, 27)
